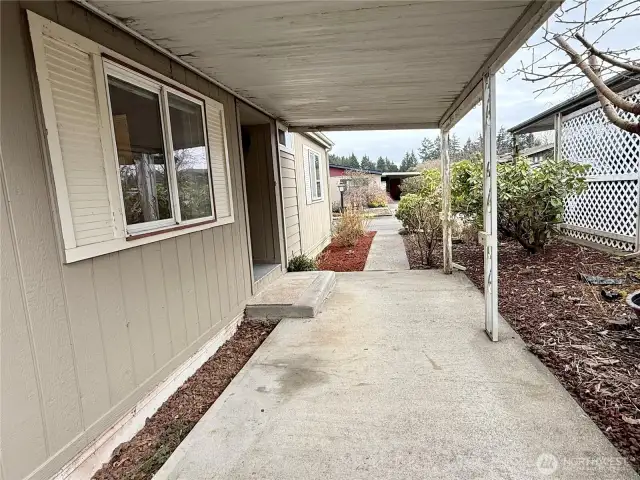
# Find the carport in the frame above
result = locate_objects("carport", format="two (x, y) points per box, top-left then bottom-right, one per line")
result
(80, 0), (563, 341)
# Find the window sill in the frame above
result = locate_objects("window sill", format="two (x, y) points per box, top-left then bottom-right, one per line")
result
(126, 219), (216, 241)
(279, 145), (295, 156)
(63, 216), (234, 264)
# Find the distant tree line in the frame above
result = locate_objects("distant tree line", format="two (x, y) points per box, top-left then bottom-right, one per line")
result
(329, 153), (400, 172)
(329, 127), (544, 173)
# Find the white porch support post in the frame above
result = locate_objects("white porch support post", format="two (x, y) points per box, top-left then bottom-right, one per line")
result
(553, 113), (562, 161)
(482, 73), (499, 342)
(440, 129), (452, 274)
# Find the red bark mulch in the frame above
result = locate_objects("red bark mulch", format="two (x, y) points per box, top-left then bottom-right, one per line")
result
(92, 320), (275, 480)
(448, 239), (640, 473)
(317, 231), (376, 272)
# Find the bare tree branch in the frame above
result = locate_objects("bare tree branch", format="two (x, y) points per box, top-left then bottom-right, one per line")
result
(589, 57), (640, 134)
(554, 35), (640, 115)
(575, 33), (640, 74)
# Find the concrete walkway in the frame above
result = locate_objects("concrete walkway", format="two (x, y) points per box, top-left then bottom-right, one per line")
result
(364, 215), (410, 270)
(156, 271), (637, 480)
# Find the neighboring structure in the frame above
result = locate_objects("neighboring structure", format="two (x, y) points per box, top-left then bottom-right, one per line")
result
(1, 2), (558, 479)
(498, 143), (554, 165)
(510, 73), (640, 252)
(381, 171), (422, 200)
(279, 130), (334, 259)
(328, 164), (382, 208)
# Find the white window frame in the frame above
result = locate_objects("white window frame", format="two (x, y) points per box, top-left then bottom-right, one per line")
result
(103, 59), (216, 236)
(308, 147), (324, 202)
(278, 128), (295, 154)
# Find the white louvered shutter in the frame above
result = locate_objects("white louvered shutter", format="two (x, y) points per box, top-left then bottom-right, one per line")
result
(303, 146), (312, 204)
(205, 99), (234, 222)
(28, 12), (124, 258)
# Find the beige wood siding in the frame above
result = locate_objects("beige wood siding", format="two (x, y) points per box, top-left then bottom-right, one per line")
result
(280, 149), (301, 259)
(1, 2), (253, 480)
(294, 133), (332, 258)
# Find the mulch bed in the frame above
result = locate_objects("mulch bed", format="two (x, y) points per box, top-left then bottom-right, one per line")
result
(401, 233), (443, 270)
(445, 239), (640, 473)
(93, 320), (275, 480)
(317, 231), (376, 272)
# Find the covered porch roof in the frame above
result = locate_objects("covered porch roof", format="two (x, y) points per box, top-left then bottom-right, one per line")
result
(82, 0), (559, 131)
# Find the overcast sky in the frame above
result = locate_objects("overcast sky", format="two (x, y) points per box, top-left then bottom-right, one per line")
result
(326, 0), (637, 164)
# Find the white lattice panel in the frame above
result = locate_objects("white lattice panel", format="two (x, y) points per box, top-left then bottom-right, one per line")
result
(560, 86), (640, 252)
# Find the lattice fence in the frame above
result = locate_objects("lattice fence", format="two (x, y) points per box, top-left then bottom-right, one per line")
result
(560, 85), (640, 252)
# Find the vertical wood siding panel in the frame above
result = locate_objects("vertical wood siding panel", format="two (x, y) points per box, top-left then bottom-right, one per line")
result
(140, 242), (173, 368)
(92, 254), (136, 402)
(263, 127), (277, 261)
(295, 136), (332, 256)
(190, 233), (212, 334)
(228, 101), (250, 301)
(222, 225), (238, 311)
(3, 0), (84, 454)
(4, 4), (254, 478)
(160, 238), (188, 353)
(212, 229), (230, 318)
(231, 110), (252, 300)
(1, 182), (49, 480)
(62, 262), (111, 427)
(176, 235), (199, 344)
(118, 249), (156, 382)
(201, 229), (223, 330)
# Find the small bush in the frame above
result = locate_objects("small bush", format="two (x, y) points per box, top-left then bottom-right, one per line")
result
(343, 172), (388, 208)
(287, 254), (317, 272)
(367, 199), (387, 208)
(451, 157), (588, 253)
(399, 175), (423, 196)
(333, 206), (369, 247)
(396, 191), (442, 267)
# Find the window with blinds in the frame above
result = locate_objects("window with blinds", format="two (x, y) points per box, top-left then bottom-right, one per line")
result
(28, 11), (234, 263)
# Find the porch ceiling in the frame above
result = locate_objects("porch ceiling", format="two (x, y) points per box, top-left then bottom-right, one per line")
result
(85, 0), (559, 131)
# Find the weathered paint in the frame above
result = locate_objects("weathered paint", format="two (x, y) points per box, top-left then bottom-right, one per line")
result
(88, 0), (557, 129)
(440, 130), (452, 274)
(1, 2), (254, 479)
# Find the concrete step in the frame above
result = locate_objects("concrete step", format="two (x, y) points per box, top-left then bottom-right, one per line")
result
(245, 271), (335, 322)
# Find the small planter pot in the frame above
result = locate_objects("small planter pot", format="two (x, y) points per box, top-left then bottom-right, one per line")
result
(626, 290), (640, 319)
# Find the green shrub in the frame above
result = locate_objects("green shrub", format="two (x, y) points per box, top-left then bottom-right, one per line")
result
(451, 157), (588, 253)
(287, 254), (317, 272)
(396, 189), (442, 267)
(399, 168), (442, 198)
(367, 199), (387, 208)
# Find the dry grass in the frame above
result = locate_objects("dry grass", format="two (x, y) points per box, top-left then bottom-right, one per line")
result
(333, 206), (370, 247)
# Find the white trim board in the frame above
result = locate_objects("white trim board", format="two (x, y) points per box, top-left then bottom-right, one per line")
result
(49, 313), (244, 480)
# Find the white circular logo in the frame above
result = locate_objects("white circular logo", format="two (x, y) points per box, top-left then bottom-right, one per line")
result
(536, 453), (559, 476)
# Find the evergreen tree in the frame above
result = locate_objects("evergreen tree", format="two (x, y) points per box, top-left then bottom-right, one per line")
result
(418, 137), (434, 162)
(449, 133), (461, 160)
(345, 153), (360, 169)
(376, 156), (386, 171)
(385, 157), (399, 172)
(360, 155), (375, 171)
(496, 127), (514, 155)
(400, 151), (418, 172)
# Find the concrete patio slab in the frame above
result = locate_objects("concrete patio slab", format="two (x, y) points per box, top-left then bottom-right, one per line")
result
(364, 216), (410, 271)
(156, 271), (637, 480)
(245, 271), (335, 321)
